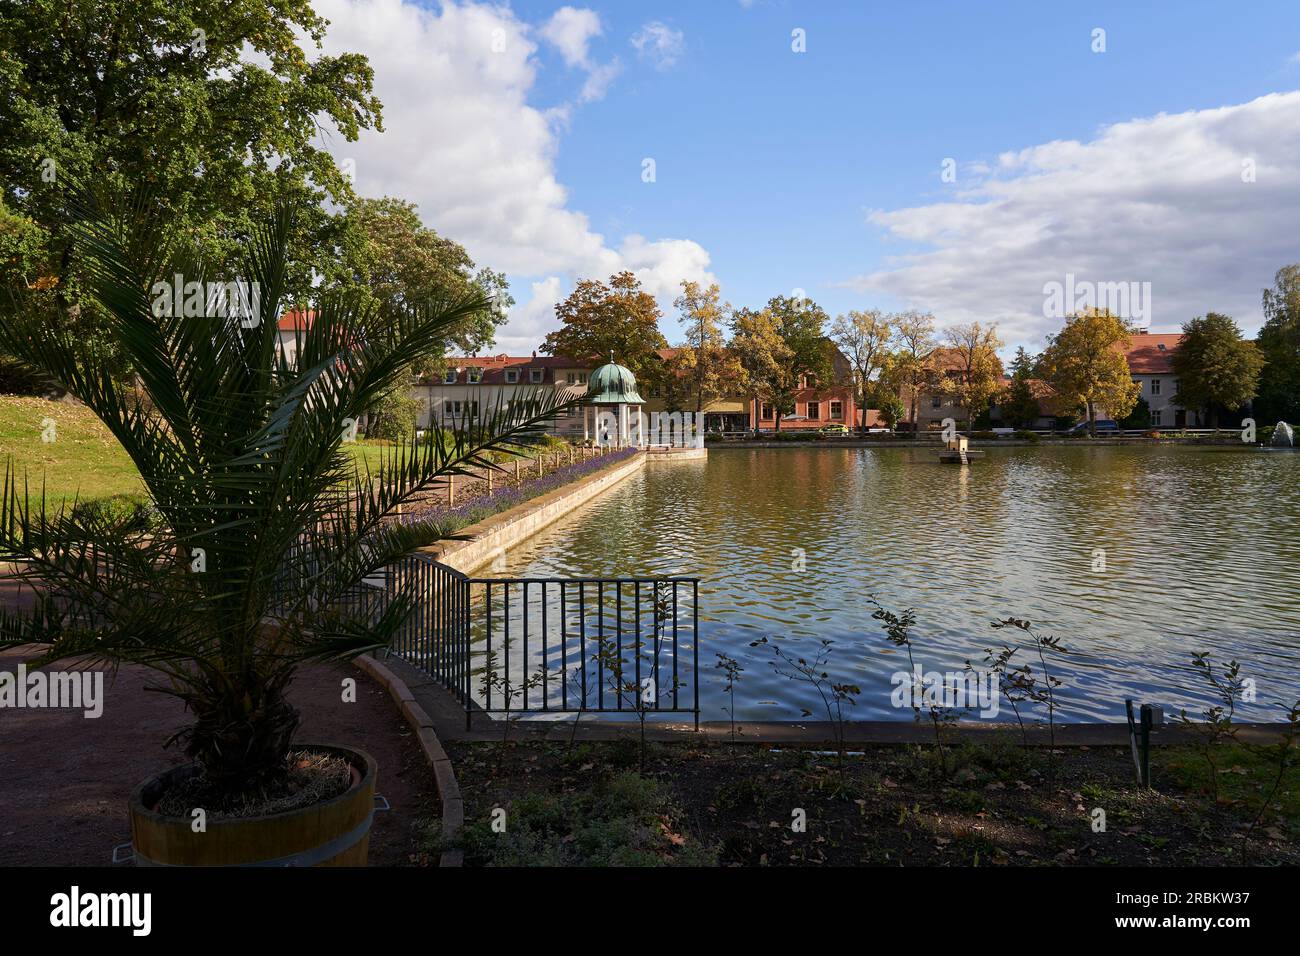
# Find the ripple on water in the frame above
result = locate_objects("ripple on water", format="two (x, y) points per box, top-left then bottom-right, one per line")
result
(492, 446), (1300, 722)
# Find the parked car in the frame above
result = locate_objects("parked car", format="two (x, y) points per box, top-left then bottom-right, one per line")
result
(817, 423), (850, 435)
(1067, 419), (1119, 433)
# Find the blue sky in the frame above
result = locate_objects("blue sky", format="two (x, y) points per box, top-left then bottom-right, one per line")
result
(315, 0), (1300, 354)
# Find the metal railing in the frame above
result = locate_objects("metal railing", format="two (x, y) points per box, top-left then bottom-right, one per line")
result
(373, 557), (701, 730)
(472, 577), (701, 728)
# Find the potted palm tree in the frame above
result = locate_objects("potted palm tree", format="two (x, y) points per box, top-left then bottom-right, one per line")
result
(0, 193), (578, 865)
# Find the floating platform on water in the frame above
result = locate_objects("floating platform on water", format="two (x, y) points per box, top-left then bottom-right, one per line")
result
(937, 449), (985, 463)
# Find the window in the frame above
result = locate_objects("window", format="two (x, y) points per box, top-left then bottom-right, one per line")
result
(1151, 409), (1162, 426)
(807, 401), (820, 420)
(505, 369), (519, 384)
(761, 403), (774, 420)
(446, 400), (463, 417)
(1151, 379), (1161, 395)
(932, 396), (942, 409)
(469, 401), (479, 418)
(467, 367), (482, 384)
(529, 368), (544, 383)
(566, 372), (587, 385)
(829, 400), (843, 419)
(443, 369), (457, 384)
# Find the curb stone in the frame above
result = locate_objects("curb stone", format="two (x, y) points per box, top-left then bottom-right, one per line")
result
(355, 654), (464, 868)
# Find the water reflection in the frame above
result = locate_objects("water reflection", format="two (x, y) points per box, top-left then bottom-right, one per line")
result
(494, 447), (1300, 722)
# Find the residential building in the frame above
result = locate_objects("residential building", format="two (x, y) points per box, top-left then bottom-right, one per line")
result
(276, 309), (312, 367)
(1124, 332), (1201, 427)
(746, 344), (862, 432)
(412, 353), (590, 436)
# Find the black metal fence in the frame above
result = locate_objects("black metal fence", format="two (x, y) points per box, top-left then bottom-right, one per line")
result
(273, 543), (702, 728)
(472, 577), (701, 728)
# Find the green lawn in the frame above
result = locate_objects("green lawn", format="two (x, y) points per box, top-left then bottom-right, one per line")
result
(0, 394), (395, 505)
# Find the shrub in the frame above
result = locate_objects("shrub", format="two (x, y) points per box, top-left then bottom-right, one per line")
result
(367, 390), (423, 441)
(1013, 430), (1040, 442)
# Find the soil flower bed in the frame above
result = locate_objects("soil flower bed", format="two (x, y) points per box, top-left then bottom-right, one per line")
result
(428, 736), (1299, 867)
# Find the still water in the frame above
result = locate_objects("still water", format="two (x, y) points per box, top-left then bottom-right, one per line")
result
(494, 446), (1300, 722)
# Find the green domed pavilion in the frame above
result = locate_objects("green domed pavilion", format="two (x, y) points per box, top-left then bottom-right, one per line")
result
(584, 353), (645, 446)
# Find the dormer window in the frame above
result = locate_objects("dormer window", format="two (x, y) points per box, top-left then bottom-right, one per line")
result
(1157, 344), (1166, 351)
(529, 368), (544, 384)
(443, 369), (458, 384)
(467, 367), (482, 384)
(505, 369), (519, 384)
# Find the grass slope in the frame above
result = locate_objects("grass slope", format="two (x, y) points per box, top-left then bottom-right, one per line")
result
(0, 394), (392, 505)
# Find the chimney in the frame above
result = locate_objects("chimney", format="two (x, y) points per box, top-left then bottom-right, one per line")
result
(532, 349), (537, 358)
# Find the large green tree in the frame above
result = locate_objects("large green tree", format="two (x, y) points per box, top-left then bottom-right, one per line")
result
(1171, 313), (1264, 427)
(322, 197), (511, 372)
(1255, 265), (1300, 425)
(0, 0), (382, 361)
(730, 295), (833, 432)
(1038, 308), (1139, 436)
(1000, 346), (1042, 429)
(767, 295), (834, 388)
(729, 306), (795, 431)
(541, 272), (668, 384)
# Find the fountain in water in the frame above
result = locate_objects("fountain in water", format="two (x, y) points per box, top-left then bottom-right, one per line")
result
(1273, 422), (1295, 447)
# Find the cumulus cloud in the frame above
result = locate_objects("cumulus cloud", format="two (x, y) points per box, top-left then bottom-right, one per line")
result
(631, 21), (685, 70)
(538, 6), (602, 68)
(310, 0), (713, 348)
(841, 92), (1300, 348)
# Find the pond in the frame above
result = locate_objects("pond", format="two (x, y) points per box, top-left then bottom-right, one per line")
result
(492, 445), (1300, 723)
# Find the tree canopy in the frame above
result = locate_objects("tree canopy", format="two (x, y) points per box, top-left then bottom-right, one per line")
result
(0, 0), (383, 365)
(1037, 308), (1139, 436)
(541, 271), (668, 384)
(1171, 312), (1263, 427)
(1255, 265), (1300, 425)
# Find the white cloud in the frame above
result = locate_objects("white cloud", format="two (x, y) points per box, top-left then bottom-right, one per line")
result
(631, 21), (684, 70)
(497, 276), (564, 354)
(539, 6), (602, 68)
(310, 0), (713, 349)
(841, 92), (1300, 348)
(536, 6), (620, 108)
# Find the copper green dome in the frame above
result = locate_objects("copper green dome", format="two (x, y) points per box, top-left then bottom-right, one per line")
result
(587, 354), (645, 404)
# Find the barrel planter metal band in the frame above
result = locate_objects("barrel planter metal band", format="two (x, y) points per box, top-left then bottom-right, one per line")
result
(128, 744), (377, 867)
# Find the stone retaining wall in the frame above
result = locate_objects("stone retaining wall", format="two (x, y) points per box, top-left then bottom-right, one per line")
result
(418, 450), (647, 574)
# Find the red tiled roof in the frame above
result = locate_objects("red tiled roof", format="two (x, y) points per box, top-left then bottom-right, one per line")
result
(1123, 333), (1182, 374)
(417, 354), (588, 386)
(278, 309), (314, 331)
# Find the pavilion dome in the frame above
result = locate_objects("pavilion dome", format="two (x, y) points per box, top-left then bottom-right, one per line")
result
(587, 355), (645, 404)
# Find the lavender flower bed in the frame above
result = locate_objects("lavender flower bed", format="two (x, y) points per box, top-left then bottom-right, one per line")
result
(400, 447), (639, 534)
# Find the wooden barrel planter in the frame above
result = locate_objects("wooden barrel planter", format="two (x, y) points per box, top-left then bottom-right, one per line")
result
(128, 744), (377, 867)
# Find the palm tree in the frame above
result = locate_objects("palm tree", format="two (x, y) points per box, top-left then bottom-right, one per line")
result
(0, 193), (580, 796)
